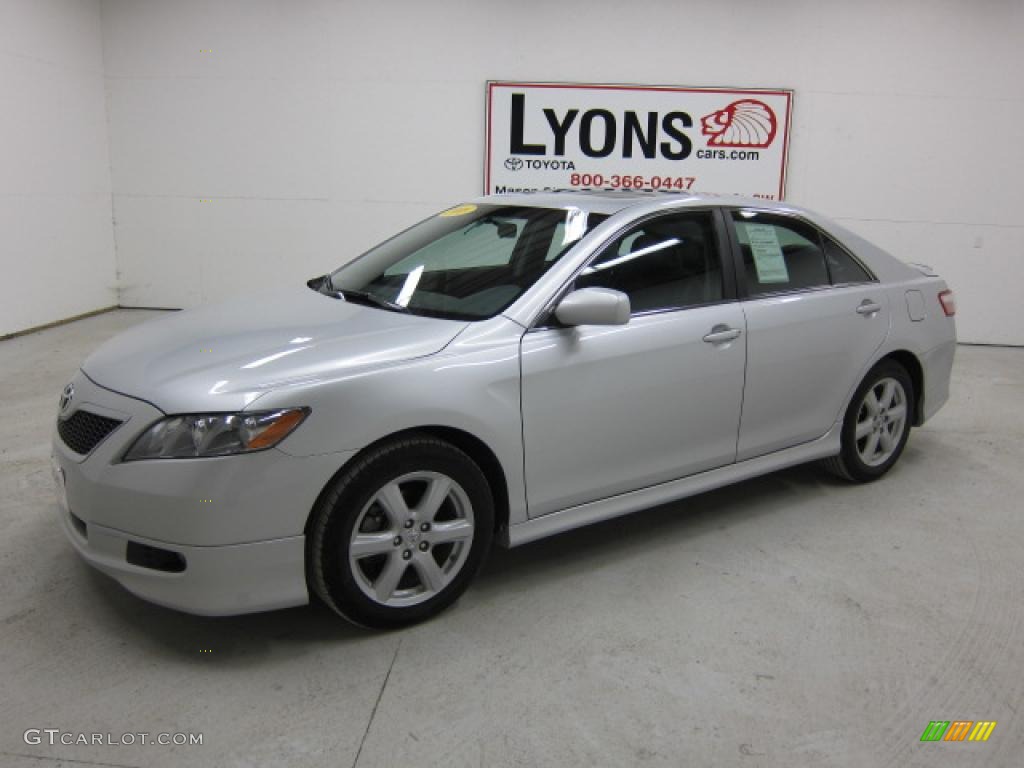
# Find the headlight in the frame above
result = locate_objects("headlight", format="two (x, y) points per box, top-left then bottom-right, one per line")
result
(123, 408), (309, 460)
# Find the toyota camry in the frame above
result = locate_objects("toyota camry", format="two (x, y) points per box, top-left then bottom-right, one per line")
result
(51, 191), (956, 628)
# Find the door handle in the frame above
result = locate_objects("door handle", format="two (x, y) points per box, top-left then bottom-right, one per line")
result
(856, 300), (881, 316)
(702, 325), (742, 344)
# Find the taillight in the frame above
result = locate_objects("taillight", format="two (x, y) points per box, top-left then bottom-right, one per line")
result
(938, 289), (956, 317)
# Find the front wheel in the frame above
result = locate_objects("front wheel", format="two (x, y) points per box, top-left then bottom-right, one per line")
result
(822, 359), (914, 483)
(308, 435), (494, 628)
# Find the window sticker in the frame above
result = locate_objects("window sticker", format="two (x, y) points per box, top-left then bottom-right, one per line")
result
(745, 223), (789, 283)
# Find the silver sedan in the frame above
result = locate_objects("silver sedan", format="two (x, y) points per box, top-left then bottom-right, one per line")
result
(51, 192), (956, 627)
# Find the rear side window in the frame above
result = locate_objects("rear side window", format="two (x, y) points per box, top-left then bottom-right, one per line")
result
(823, 235), (873, 284)
(730, 211), (829, 296)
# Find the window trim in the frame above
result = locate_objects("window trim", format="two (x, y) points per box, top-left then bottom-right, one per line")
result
(529, 206), (738, 331)
(721, 207), (878, 300)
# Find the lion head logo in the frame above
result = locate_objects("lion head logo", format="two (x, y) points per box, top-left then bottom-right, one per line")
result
(700, 99), (777, 148)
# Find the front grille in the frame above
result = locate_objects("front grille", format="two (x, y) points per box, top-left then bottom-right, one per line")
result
(57, 410), (123, 455)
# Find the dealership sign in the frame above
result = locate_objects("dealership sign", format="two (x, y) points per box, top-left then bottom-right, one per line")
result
(485, 82), (792, 200)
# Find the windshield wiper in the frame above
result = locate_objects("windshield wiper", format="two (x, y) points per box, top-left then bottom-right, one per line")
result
(308, 275), (408, 313)
(334, 288), (410, 314)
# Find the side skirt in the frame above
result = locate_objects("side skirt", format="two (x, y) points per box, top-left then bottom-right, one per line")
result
(502, 421), (842, 548)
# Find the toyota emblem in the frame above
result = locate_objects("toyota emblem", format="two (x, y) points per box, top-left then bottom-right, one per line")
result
(59, 383), (74, 413)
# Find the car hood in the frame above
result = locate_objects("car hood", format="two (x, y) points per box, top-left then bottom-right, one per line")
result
(82, 285), (469, 413)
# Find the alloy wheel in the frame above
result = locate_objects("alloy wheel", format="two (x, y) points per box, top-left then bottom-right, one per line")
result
(348, 471), (475, 608)
(854, 377), (908, 467)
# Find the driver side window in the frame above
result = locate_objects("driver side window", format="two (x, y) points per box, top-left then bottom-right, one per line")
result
(576, 211), (723, 314)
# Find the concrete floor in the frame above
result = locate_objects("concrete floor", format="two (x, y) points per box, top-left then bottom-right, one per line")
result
(1, 309), (1021, 768)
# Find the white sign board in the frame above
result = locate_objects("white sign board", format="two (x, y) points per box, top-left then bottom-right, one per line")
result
(486, 82), (792, 200)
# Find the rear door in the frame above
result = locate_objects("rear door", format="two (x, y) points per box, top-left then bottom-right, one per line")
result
(726, 209), (889, 460)
(520, 208), (747, 517)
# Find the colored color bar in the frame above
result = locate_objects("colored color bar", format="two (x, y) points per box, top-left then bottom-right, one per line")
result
(944, 721), (972, 741)
(968, 721), (997, 742)
(921, 721), (949, 742)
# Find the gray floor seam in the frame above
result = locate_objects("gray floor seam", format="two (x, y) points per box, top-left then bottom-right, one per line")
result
(0, 751), (143, 768)
(351, 638), (402, 768)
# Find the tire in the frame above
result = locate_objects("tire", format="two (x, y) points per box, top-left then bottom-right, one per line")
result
(308, 434), (494, 629)
(821, 359), (915, 483)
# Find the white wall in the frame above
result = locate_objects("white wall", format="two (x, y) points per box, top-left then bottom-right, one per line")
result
(0, 0), (116, 337)
(101, 0), (1023, 344)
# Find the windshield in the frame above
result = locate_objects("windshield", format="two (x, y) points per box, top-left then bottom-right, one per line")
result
(326, 204), (608, 320)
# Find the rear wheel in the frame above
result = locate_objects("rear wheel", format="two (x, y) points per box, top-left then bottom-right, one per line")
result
(822, 359), (914, 483)
(309, 435), (493, 628)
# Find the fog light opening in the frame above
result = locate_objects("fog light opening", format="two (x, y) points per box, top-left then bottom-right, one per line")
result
(68, 511), (88, 539)
(125, 541), (186, 573)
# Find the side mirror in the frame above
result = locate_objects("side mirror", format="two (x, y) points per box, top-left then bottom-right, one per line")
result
(554, 287), (631, 327)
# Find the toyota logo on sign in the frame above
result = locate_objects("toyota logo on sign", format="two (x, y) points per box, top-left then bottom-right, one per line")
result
(504, 157), (524, 171)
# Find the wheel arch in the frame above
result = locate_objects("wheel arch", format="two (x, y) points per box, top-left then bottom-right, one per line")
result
(303, 425), (511, 539)
(877, 349), (925, 426)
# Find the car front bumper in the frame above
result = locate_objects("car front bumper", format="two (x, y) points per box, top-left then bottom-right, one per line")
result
(51, 472), (307, 615)
(50, 370), (354, 616)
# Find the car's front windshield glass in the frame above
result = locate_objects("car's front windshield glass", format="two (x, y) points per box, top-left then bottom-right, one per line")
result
(327, 204), (608, 321)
